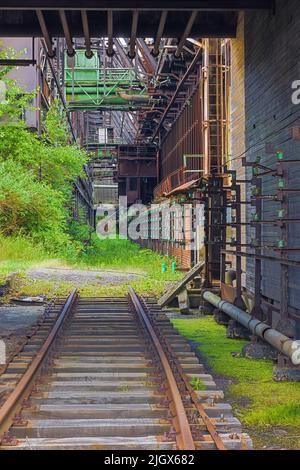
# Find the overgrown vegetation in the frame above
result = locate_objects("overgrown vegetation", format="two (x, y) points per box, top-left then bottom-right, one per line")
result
(0, 236), (181, 297)
(0, 49), (182, 296)
(0, 47), (88, 255)
(172, 317), (300, 447)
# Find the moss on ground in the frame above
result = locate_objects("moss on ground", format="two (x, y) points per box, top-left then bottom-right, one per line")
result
(172, 317), (300, 448)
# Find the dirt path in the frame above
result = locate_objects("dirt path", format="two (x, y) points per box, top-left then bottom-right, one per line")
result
(26, 267), (143, 286)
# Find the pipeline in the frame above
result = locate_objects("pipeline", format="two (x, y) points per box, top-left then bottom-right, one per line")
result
(116, 91), (150, 103)
(202, 291), (300, 366)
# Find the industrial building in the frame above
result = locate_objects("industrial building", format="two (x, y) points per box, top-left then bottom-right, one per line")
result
(0, 0), (300, 452)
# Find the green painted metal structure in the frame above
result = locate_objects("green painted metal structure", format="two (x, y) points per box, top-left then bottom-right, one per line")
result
(64, 50), (149, 111)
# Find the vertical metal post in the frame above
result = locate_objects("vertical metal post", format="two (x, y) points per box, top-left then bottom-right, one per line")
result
(202, 39), (210, 177)
(278, 160), (289, 320)
(252, 177), (263, 319)
(234, 178), (243, 308)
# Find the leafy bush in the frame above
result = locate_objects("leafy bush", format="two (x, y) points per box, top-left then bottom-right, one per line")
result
(0, 160), (69, 251)
(0, 56), (88, 254)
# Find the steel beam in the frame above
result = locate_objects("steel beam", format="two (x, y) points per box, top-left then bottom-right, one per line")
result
(152, 48), (203, 140)
(152, 11), (168, 57)
(107, 10), (114, 57)
(81, 10), (93, 58)
(0, 1), (274, 10)
(174, 11), (198, 58)
(128, 10), (139, 59)
(0, 12), (237, 38)
(59, 10), (75, 57)
(36, 10), (55, 57)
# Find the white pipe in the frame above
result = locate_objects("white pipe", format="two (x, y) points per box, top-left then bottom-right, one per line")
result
(203, 291), (300, 365)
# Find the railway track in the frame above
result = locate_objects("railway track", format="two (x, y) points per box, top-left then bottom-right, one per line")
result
(0, 289), (252, 450)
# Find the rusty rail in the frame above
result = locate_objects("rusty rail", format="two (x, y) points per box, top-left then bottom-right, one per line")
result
(0, 289), (78, 441)
(147, 304), (227, 450)
(129, 287), (229, 451)
(128, 287), (195, 450)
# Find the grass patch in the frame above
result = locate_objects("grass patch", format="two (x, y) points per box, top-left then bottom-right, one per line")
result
(0, 235), (182, 298)
(10, 276), (175, 299)
(0, 236), (48, 282)
(172, 317), (300, 428)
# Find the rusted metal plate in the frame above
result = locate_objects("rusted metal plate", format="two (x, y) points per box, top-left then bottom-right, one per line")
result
(221, 282), (237, 304)
(158, 261), (205, 307)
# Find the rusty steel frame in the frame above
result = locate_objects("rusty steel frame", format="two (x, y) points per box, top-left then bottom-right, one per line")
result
(152, 48), (203, 141)
(155, 39), (230, 197)
(0, 290), (78, 442)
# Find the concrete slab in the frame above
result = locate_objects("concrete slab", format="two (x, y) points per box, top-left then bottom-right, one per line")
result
(0, 305), (43, 334)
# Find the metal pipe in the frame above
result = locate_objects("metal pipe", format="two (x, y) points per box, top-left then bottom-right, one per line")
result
(128, 10), (139, 59)
(152, 10), (168, 57)
(81, 10), (93, 58)
(36, 10), (55, 57)
(203, 291), (300, 366)
(116, 91), (150, 102)
(174, 11), (198, 58)
(59, 10), (75, 57)
(107, 10), (114, 57)
(40, 39), (76, 142)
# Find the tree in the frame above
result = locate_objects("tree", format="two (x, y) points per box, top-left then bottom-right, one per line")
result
(0, 48), (90, 254)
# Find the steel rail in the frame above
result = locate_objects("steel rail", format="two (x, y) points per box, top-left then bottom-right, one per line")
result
(139, 294), (227, 450)
(128, 287), (195, 450)
(153, 322), (227, 450)
(0, 289), (78, 441)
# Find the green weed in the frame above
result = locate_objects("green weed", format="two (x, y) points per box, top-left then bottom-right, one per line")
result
(172, 317), (300, 428)
(189, 376), (206, 391)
